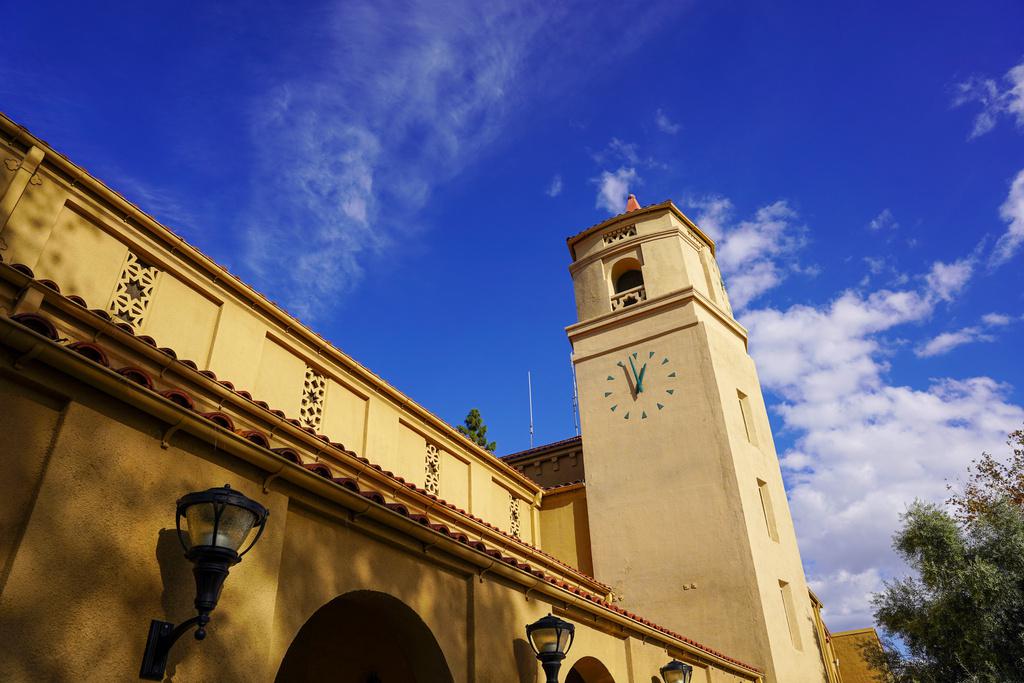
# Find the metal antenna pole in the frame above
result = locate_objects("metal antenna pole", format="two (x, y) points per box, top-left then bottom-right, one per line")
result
(570, 353), (580, 437)
(528, 371), (535, 448)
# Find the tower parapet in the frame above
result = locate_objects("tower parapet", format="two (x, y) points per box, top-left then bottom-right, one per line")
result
(566, 196), (732, 324)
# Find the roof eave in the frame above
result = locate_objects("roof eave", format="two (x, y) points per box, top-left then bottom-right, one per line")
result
(565, 201), (716, 261)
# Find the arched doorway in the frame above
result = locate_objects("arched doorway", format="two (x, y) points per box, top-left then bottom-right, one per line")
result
(566, 656), (615, 683)
(275, 590), (454, 683)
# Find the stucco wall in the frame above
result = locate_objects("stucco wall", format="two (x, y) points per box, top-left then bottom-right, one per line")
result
(539, 485), (594, 575)
(0, 342), (758, 682)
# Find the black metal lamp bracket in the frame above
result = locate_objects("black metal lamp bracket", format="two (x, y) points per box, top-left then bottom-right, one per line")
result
(138, 615), (206, 680)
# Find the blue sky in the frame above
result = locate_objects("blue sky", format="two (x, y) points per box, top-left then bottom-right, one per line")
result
(4, 1), (1023, 631)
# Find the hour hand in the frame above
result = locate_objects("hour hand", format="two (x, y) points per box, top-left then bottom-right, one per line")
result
(636, 363), (647, 394)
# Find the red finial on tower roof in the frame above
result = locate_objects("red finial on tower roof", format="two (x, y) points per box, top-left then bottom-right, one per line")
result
(625, 194), (640, 213)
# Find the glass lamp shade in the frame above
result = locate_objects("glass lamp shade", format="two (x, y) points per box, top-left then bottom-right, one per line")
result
(526, 615), (575, 657)
(659, 660), (693, 683)
(176, 484), (269, 556)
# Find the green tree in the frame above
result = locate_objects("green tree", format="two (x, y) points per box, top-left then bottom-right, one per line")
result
(456, 408), (496, 452)
(870, 425), (1024, 682)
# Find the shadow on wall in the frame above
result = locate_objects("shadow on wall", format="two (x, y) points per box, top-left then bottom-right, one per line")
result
(0, 387), (275, 682)
(156, 527), (195, 679)
(513, 637), (536, 682)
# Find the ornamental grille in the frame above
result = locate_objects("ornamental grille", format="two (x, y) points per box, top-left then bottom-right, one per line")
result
(300, 366), (326, 430)
(424, 443), (440, 495)
(509, 493), (521, 538)
(108, 251), (159, 329)
(603, 224), (637, 245)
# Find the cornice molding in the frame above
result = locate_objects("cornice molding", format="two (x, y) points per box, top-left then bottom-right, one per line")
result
(566, 201), (716, 259)
(566, 286), (748, 356)
(567, 226), (706, 276)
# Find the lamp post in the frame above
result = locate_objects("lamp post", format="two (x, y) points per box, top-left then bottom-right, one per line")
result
(139, 484), (269, 680)
(526, 614), (576, 683)
(660, 659), (694, 683)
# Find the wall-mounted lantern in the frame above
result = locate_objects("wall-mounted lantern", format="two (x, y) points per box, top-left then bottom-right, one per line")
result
(139, 484), (269, 680)
(660, 659), (694, 683)
(526, 614), (576, 683)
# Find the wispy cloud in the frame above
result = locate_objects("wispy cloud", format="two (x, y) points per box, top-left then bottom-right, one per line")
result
(243, 0), (686, 318)
(655, 108), (680, 134)
(859, 257), (909, 289)
(102, 170), (199, 238)
(593, 167), (638, 214)
(546, 174), (563, 198)
(592, 138), (642, 166)
(688, 196), (810, 310)
(991, 168), (1024, 267)
(982, 312), (1014, 326)
(952, 58), (1024, 139)
(915, 326), (993, 357)
(867, 208), (898, 231)
(916, 310), (1018, 357)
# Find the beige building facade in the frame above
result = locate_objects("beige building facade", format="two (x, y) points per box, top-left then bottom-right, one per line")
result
(0, 112), (877, 682)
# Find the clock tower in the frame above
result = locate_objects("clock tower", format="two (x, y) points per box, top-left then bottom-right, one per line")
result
(566, 196), (826, 682)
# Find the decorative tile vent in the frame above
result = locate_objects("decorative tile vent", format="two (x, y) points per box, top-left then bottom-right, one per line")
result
(610, 285), (647, 311)
(425, 443), (441, 495)
(300, 366), (326, 430)
(108, 251), (159, 329)
(603, 224), (637, 245)
(509, 493), (521, 538)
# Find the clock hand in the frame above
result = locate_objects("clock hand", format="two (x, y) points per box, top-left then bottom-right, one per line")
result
(636, 362), (647, 394)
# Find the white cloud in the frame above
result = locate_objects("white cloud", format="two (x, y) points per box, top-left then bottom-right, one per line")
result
(981, 312), (1013, 326)
(686, 196), (732, 240)
(991, 168), (1024, 267)
(916, 309), (1016, 357)
(744, 259), (1024, 630)
(593, 167), (638, 214)
(809, 569), (883, 628)
(915, 327), (993, 357)
(689, 197), (810, 309)
(953, 59), (1024, 139)
(923, 257), (974, 301)
(243, 0), (687, 318)
(655, 108), (681, 134)
(546, 174), (563, 198)
(867, 208), (898, 231)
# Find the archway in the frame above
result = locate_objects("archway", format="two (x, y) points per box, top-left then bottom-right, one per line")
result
(566, 656), (616, 683)
(610, 257), (644, 294)
(275, 590), (454, 683)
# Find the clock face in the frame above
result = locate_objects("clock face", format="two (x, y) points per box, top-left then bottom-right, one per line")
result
(604, 350), (677, 420)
